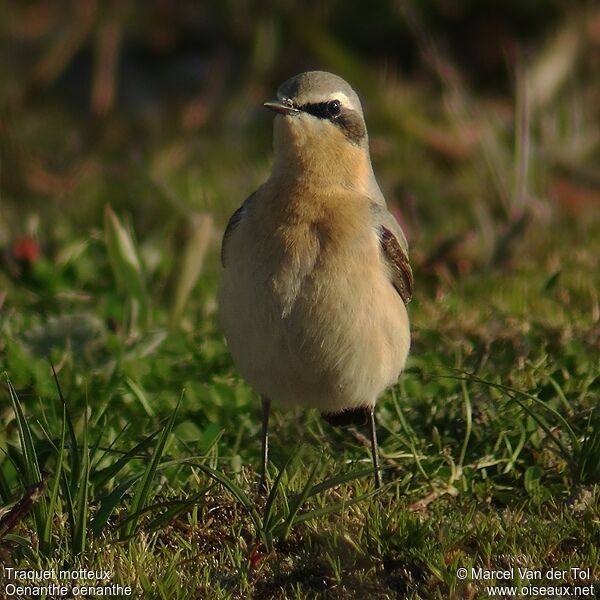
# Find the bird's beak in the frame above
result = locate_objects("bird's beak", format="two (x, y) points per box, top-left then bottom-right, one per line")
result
(263, 100), (299, 116)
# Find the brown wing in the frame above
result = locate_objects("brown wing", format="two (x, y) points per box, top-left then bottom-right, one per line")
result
(221, 193), (255, 267)
(379, 226), (413, 304)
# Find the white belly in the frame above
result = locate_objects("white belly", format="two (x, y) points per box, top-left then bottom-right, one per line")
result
(218, 223), (410, 412)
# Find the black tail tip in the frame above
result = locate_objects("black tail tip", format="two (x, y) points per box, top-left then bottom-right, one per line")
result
(321, 406), (371, 427)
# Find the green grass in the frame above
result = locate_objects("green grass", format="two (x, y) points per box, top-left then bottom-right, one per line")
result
(1, 206), (598, 598)
(1, 4), (600, 598)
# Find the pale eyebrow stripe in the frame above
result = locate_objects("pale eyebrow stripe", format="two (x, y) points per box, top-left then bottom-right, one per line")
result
(327, 91), (352, 106)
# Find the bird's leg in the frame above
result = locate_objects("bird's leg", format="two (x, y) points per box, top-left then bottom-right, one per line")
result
(259, 396), (271, 491)
(369, 406), (382, 489)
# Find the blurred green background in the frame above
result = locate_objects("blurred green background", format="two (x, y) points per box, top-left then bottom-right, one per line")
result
(1, 0), (598, 254)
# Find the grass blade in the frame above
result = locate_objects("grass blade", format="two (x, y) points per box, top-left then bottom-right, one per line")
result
(194, 463), (266, 549)
(169, 213), (213, 328)
(72, 396), (90, 555)
(104, 204), (149, 328)
(91, 474), (142, 536)
(308, 466), (382, 497)
(41, 404), (67, 553)
(119, 487), (211, 533)
(262, 450), (297, 535)
(124, 377), (156, 418)
(51, 365), (80, 490)
(576, 407), (600, 485)
(7, 380), (42, 486)
(92, 430), (160, 489)
(457, 379), (472, 472)
(6, 378), (48, 543)
(280, 461), (319, 541)
(121, 395), (181, 538)
(293, 486), (383, 527)
(0, 462), (12, 504)
(442, 372), (578, 460)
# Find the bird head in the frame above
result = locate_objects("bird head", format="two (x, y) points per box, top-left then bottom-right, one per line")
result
(265, 71), (374, 191)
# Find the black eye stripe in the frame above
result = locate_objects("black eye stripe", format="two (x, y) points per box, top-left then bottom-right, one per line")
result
(300, 102), (333, 119)
(297, 101), (367, 145)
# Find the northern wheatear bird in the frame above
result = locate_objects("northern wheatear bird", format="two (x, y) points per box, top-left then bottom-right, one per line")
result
(218, 71), (413, 488)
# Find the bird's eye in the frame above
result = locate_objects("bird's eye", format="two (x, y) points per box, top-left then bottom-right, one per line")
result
(327, 99), (341, 118)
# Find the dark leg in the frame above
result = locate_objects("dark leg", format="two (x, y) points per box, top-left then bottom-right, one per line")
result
(259, 396), (271, 491)
(369, 407), (382, 489)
